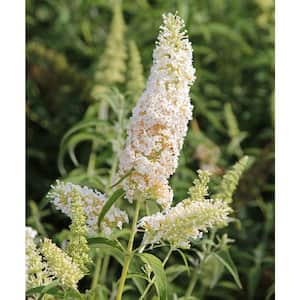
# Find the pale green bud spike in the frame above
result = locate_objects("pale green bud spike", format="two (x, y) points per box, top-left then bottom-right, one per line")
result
(127, 40), (145, 102)
(41, 238), (84, 289)
(224, 102), (240, 138)
(66, 193), (91, 273)
(214, 156), (249, 203)
(188, 170), (211, 202)
(91, 1), (127, 99)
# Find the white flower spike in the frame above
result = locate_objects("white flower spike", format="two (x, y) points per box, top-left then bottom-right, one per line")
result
(48, 181), (128, 236)
(139, 198), (230, 249)
(118, 13), (195, 208)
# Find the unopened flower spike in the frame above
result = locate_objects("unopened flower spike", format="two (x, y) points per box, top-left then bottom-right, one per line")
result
(41, 238), (84, 288)
(91, 1), (127, 99)
(214, 156), (249, 203)
(48, 181), (128, 236)
(118, 12), (195, 209)
(188, 170), (211, 202)
(127, 39), (145, 103)
(66, 193), (91, 273)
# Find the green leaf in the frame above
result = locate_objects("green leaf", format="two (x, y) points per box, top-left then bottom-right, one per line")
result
(200, 253), (224, 288)
(64, 287), (85, 299)
(66, 131), (103, 166)
(58, 131), (106, 174)
(174, 248), (190, 275)
(166, 265), (188, 282)
(127, 272), (150, 281)
(26, 281), (61, 298)
(129, 255), (147, 294)
(88, 237), (125, 265)
(213, 249), (242, 289)
(137, 253), (168, 300)
(98, 188), (125, 229)
(57, 119), (113, 174)
(60, 119), (108, 147)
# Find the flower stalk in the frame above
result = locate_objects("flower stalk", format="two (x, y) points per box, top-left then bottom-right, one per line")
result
(115, 198), (141, 300)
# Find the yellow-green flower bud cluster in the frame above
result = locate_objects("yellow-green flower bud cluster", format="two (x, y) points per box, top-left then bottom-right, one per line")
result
(41, 238), (84, 289)
(214, 156), (249, 203)
(66, 193), (91, 273)
(26, 227), (52, 290)
(188, 170), (210, 201)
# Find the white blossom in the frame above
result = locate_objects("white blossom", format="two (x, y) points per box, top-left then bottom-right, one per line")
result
(118, 13), (195, 208)
(48, 181), (128, 236)
(138, 198), (230, 249)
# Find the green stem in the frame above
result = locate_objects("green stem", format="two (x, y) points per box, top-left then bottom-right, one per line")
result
(185, 265), (199, 298)
(139, 248), (173, 300)
(100, 153), (118, 285)
(87, 142), (97, 177)
(199, 285), (206, 300)
(100, 255), (110, 284)
(115, 199), (141, 300)
(185, 230), (216, 297)
(91, 252), (102, 290)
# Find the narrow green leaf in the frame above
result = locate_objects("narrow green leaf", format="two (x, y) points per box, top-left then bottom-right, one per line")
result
(67, 132), (103, 166)
(64, 287), (85, 300)
(60, 119), (108, 147)
(26, 281), (60, 298)
(174, 248), (190, 275)
(97, 188), (125, 229)
(137, 253), (168, 300)
(88, 237), (145, 293)
(88, 237), (125, 265)
(214, 249), (242, 289)
(127, 272), (149, 281)
(166, 265), (188, 282)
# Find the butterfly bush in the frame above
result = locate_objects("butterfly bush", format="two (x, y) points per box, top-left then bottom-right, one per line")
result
(118, 13), (195, 209)
(25, 11), (251, 299)
(48, 181), (128, 236)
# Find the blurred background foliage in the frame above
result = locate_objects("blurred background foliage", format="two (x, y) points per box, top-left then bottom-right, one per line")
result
(26, 0), (274, 299)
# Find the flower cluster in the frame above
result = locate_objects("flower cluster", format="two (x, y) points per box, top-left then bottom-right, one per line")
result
(41, 238), (84, 289)
(118, 13), (195, 209)
(139, 198), (230, 249)
(188, 170), (210, 201)
(138, 169), (232, 248)
(139, 155), (249, 249)
(26, 227), (52, 290)
(48, 181), (128, 236)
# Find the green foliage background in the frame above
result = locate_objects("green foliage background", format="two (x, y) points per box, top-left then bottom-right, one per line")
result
(26, 0), (274, 299)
